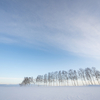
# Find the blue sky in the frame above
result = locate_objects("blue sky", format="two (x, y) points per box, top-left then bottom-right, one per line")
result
(0, 0), (100, 84)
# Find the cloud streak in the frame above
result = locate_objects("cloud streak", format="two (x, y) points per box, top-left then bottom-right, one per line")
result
(0, 0), (100, 58)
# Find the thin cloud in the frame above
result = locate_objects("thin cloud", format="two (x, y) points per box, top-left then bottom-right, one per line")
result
(0, 0), (100, 58)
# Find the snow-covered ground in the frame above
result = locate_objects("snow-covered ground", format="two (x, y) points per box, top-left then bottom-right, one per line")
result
(0, 85), (100, 100)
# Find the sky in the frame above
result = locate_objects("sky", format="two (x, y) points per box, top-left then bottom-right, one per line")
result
(0, 0), (100, 84)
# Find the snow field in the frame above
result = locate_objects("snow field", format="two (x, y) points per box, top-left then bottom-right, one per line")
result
(0, 86), (100, 100)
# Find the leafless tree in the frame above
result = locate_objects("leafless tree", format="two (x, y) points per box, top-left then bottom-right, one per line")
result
(78, 70), (84, 85)
(44, 74), (48, 86)
(64, 71), (69, 86)
(51, 72), (56, 86)
(68, 69), (75, 86)
(54, 71), (58, 86)
(62, 71), (66, 86)
(79, 68), (88, 85)
(58, 71), (62, 86)
(20, 77), (34, 86)
(73, 70), (78, 86)
(85, 68), (93, 85)
(36, 75), (43, 86)
(92, 67), (100, 85)
(48, 72), (51, 86)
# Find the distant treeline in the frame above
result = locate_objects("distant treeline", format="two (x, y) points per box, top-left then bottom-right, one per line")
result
(20, 67), (100, 86)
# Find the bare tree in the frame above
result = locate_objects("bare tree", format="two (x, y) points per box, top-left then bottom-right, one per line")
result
(78, 70), (84, 85)
(20, 77), (34, 86)
(73, 70), (78, 86)
(58, 71), (62, 86)
(36, 75), (43, 86)
(44, 74), (48, 86)
(62, 71), (66, 86)
(92, 67), (100, 85)
(48, 72), (51, 86)
(64, 71), (69, 86)
(85, 68), (93, 85)
(79, 68), (88, 85)
(69, 70), (74, 86)
(55, 71), (58, 86)
(51, 72), (56, 86)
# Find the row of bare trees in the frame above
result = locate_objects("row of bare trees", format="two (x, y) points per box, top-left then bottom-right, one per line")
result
(35, 67), (100, 86)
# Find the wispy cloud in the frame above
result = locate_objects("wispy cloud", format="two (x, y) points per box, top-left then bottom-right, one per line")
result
(0, 0), (100, 58)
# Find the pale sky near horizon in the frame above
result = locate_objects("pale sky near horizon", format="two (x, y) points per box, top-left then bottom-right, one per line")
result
(0, 0), (100, 84)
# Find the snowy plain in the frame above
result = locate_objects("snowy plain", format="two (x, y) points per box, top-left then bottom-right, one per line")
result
(0, 85), (100, 100)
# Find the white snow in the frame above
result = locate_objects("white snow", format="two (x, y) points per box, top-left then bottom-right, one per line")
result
(0, 86), (100, 100)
